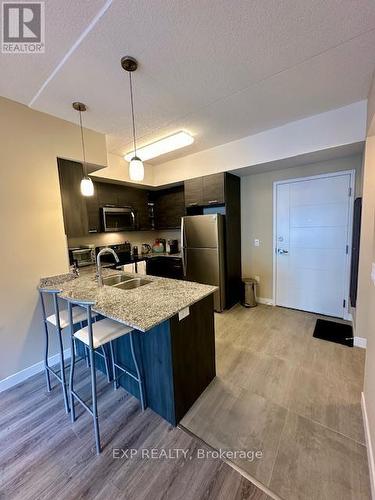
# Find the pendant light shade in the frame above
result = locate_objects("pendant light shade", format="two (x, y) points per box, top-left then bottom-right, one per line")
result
(121, 56), (144, 182)
(129, 156), (144, 181)
(80, 176), (94, 196)
(72, 101), (94, 196)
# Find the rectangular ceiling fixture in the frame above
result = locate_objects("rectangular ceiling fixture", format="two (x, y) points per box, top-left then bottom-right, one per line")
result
(124, 131), (194, 162)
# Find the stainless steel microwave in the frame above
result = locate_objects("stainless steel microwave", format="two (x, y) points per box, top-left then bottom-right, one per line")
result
(100, 206), (137, 232)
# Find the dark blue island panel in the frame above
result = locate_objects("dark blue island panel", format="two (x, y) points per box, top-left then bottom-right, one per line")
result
(78, 293), (216, 426)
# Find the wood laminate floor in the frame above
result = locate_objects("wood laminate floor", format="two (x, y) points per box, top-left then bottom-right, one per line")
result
(0, 361), (270, 500)
(181, 304), (370, 500)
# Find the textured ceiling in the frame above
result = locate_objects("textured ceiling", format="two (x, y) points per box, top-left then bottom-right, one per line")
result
(1, 0), (375, 164)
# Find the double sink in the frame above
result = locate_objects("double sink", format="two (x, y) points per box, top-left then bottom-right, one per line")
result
(102, 273), (152, 290)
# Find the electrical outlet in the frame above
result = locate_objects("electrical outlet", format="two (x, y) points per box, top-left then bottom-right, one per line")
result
(254, 276), (260, 283)
(254, 239), (260, 247)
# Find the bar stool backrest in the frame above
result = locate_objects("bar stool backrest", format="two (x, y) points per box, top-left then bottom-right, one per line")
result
(64, 297), (96, 350)
(38, 287), (63, 331)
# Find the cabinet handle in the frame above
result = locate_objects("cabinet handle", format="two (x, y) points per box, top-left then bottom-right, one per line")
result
(88, 229), (98, 233)
(208, 200), (218, 204)
(189, 202), (198, 206)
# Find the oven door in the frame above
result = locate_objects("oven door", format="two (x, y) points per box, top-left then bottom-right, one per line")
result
(101, 207), (137, 232)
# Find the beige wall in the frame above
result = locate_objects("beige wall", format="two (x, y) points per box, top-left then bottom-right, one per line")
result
(357, 73), (375, 466)
(0, 97), (107, 381)
(241, 155), (363, 299)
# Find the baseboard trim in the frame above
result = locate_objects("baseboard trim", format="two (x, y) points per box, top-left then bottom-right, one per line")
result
(0, 348), (71, 393)
(257, 297), (274, 306)
(362, 392), (375, 499)
(354, 337), (367, 349)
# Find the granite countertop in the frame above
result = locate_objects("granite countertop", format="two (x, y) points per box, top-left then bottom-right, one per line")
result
(39, 268), (216, 332)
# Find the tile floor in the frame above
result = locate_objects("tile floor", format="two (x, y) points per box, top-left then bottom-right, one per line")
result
(181, 304), (370, 500)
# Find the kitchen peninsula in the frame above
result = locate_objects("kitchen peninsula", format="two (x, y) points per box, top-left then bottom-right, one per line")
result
(40, 269), (217, 425)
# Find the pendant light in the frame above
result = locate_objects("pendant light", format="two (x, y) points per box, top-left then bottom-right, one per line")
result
(72, 102), (94, 196)
(121, 56), (144, 182)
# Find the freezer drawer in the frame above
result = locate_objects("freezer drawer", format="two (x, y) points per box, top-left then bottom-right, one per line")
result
(183, 247), (225, 311)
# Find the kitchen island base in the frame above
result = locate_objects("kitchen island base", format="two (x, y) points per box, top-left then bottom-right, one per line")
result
(77, 294), (215, 426)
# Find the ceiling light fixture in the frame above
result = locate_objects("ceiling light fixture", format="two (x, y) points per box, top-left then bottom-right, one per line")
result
(121, 56), (144, 182)
(124, 131), (194, 162)
(72, 102), (94, 197)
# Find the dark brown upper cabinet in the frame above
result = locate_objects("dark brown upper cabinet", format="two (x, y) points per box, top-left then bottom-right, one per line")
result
(184, 173), (225, 207)
(153, 186), (185, 230)
(202, 173), (225, 205)
(57, 159), (88, 238)
(184, 177), (203, 207)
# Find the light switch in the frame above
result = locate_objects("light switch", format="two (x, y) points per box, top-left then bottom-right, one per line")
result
(254, 239), (260, 247)
(371, 263), (375, 286)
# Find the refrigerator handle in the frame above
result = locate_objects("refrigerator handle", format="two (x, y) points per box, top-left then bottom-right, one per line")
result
(182, 248), (187, 278)
(181, 217), (186, 278)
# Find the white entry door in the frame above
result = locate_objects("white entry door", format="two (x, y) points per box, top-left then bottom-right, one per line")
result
(275, 172), (353, 318)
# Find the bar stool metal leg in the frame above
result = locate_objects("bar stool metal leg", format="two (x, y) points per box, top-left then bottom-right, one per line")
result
(53, 293), (69, 414)
(68, 302), (76, 423)
(109, 341), (118, 390)
(129, 332), (145, 411)
(40, 291), (52, 392)
(89, 343), (101, 454)
(101, 346), (111, 383)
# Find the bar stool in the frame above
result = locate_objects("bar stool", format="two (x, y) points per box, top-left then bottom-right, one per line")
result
(67, 297), (146, 454)
(38, 287), (109, 413)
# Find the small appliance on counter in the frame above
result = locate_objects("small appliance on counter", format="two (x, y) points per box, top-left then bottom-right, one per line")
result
(95, 242), (131, 267)
(167, 239), (179, 254)
(68, 245), (95, 267)
(141, 243), (152, 255)
(152, 239), (165, 253)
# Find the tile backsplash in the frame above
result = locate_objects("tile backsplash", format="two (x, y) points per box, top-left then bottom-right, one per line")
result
(68, 229), (180, 250)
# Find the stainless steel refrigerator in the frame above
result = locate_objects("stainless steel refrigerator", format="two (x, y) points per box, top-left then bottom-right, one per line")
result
(181, 214), (225, 312)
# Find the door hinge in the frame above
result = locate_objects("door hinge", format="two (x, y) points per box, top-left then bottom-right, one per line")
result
(346, 244), (349, 254)
(343, 299), (346, 308)
(348, 187), (352, 197)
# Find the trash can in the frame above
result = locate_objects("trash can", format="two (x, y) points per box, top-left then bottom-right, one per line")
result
(242, 278), (257, 308)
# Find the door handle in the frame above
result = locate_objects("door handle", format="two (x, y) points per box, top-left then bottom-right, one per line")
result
(277, 249), (289, 255)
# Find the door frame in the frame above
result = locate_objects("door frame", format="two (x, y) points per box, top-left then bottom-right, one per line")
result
(272, 169), (355, 320)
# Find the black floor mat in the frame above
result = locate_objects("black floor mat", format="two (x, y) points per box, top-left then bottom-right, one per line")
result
(313, 319), (353, 347)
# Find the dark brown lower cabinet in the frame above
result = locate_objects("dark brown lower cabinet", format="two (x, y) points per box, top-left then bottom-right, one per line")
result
(146, 256), (183, 280)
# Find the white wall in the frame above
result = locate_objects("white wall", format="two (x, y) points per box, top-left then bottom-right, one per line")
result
(0, 97), (107, 381)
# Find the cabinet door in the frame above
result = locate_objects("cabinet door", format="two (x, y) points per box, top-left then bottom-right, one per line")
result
(86, 187), (100, 233)
(97, 182), (117, 206)
(57, 159), (88, 237)
(155, 186), (185, 229)
(203, 173), (225, 205)
(184, 177), (203, 207)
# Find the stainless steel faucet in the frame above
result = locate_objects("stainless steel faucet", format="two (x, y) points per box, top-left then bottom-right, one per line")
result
(96, 247), (120, 286)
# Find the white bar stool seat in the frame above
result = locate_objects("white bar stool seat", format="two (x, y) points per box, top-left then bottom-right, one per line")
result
(74, 319), (132, 349)
(47, 306), (97, 329)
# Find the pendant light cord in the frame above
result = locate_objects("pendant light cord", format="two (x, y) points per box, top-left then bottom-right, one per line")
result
(129, 71), (137, 157)
(78, 109), (87, 176)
